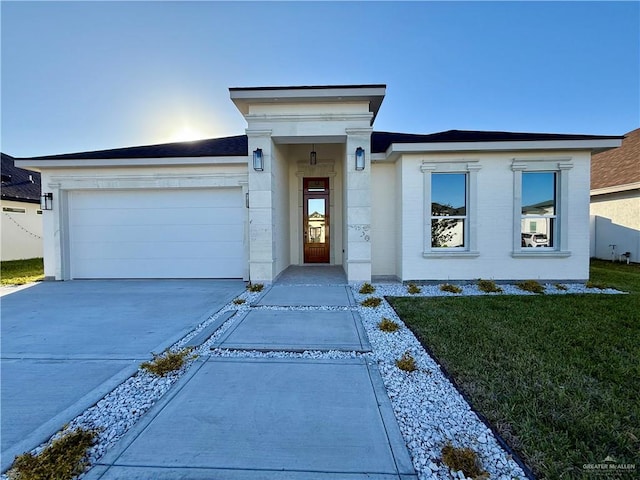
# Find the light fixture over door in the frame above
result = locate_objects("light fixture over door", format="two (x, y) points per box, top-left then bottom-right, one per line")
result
(310, 144), (317, 165)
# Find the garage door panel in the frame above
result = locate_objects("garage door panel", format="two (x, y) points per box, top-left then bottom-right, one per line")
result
(73, 240), (243, 260)
(72, 224), (244, 244)
(69, 189), (244, 279)
(72, 190), (241, 209)
(72, 258), (242, 279)
(71, 207), (243, 228)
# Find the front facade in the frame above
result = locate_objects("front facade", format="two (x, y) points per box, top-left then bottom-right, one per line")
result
(1, 153), (43, 261)
(16, 85), (621, 282)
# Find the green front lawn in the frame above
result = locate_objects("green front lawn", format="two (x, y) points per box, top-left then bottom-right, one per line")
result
(389, 261), (640, 479)
(1, 257), (44, 285)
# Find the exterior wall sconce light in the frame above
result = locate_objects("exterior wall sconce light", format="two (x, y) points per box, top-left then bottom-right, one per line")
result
(355, 147), (365, 171)
(40, 192), (53, 210)
(310, 144), (317, 166)
(253, 148), (264, 171)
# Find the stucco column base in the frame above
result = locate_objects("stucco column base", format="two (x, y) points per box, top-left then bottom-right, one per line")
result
(345, 261), (371, 282)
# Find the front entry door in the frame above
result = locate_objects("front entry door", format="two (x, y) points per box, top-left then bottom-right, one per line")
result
(303, 178), (330, 263)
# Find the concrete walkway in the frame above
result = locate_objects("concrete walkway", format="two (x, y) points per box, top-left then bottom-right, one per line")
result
(89, 268), (417, 479)
(1, 280), (244, 472)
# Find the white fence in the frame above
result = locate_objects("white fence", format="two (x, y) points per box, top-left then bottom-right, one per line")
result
(590, 215), (640, 263)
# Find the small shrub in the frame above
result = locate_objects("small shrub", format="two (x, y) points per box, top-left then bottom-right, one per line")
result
(441, 443), (489, 479)
(407, 283), (422, 294)
(516, 280), (545, 294)
(555, 283), (568, 291)
(477, 279), (503, 293)
(378, 317), (400, 332)
(359, 282), (376, 294)
(440, 283), (462, 294)
(247, 283), (264, 292)
(586, 281), (607, 290)
(361, 297), (382, 308)
(141, 348), (194, 377)
(232, 298), (246, 305)
(8, 427), (97, 480)
(395, 351), (417, 372)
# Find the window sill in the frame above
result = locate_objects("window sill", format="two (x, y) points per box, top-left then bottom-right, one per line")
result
(511, 250), (571, 258)
(423, 251), (480, 259)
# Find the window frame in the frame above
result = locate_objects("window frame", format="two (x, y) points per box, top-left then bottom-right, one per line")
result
(430, 173), (468, 249)
(520, 171), (557, 249)
(421, 161), (480, 258)
(512, 158), (572, 258)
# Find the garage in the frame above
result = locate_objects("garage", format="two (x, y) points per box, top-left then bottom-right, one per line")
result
(68, 188), (245, 279)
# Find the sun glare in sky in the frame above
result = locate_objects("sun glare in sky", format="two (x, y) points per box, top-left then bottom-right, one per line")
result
(167, 125), (208, 143)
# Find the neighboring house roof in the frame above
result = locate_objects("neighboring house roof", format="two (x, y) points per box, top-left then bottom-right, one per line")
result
(15, 130), (621, 162)
(1, 153), (41, 204)
(591, 128), (640, 191)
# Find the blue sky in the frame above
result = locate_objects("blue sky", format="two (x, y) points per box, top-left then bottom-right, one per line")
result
(2, 1), (638, 158)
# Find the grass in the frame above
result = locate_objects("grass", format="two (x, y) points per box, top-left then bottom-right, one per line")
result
(140, 348), (195, 377)
(516, 279), (545, 294)
(8, 427), (96, 480)
(440, 283), (463, 294)
(378, 317), (401, 332)
(476, 278), (502, 293)
(389, 260), (640, 479)
(1, 258), (44, 285)
(441, 444), (488, 479)
(395, 351), (417, 372)
(359, 282), (376, 294)
(361, 297), (382, 308)
(247, 283), (264, 292)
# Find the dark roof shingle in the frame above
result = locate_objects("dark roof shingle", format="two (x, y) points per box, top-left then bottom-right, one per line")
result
(1, 153), (41, 203)
(22, 135), (248, 160)
(591, 128), (640, 190)
(15, 130), (620, 161)
(371, 130), (621, 153)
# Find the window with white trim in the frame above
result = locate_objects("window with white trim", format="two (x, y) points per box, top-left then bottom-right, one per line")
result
(521, 172), (556, 248)
(512, 159), (572, 257)
(422, 161), (480, 257)
(431, 173), (466, 248)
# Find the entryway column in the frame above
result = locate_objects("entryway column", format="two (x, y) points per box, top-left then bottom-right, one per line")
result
(247, 129), (275, 282)
(344, 128), (373, 282)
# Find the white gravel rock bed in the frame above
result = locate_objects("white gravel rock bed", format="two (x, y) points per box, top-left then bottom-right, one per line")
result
(208, 348), (367, 360)
(367, 282), (621, 298)
(352, 285), (528, 480)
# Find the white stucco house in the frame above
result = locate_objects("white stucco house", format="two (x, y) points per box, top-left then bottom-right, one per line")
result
(590, 128), (640, 262)
(1, 153), (43, 261)
(15, 84), (622, 282)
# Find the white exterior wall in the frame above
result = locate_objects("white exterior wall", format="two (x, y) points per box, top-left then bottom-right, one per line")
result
(590, 191), (640, 262)
(272, 142), (290, 278)
(371, 162), (396, 277)
(39, 163), (248, 280)
(1, 200), (43, 260)
(397, 150), (592, 281)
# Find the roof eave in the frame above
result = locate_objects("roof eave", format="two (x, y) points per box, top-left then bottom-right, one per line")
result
(384, 138), (623, 160)
(230, 84), (386, 126)
(15, 155), (249, 169)
(590, 182), (640, 196)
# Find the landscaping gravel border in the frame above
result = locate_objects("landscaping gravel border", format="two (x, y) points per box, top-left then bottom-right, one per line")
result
(2, 281), (622, 480)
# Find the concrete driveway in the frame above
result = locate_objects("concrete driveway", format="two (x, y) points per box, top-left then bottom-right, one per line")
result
(1, 279), (244, 471)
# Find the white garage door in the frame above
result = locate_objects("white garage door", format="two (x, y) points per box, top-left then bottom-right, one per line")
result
(69, 189), (244, 279)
